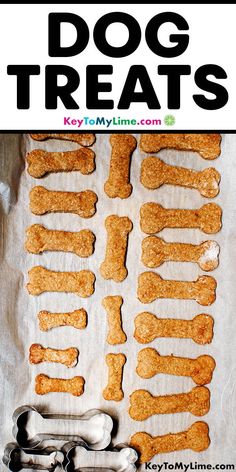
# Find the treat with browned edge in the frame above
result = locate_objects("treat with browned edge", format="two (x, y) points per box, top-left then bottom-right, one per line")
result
(104, 134), (137, 198)
(100, 215), (133, 282)
(35, 374), (85, 396)
(30, 133), (95, 146)
(30, 186), (97, 218)
(136, 348), (216, 385)
(137, 272), (216, 306)
(25, 224), (95, 257)
(141, 157), (220, 198)
(29, 344), (79, 368)
(38, 308), (87, 331)
(130, 422), (210, 463)
(134, 312), (214, 345)
(141, 236), (220, 271)
(129, 386), (210, 420)
(27, 266), (95, 297)
(102, 296), (127, 345)
(26, 148), (95, 178)
(103, 353), (126, 402)
(140, 202), (222, 234)
(140, 134), (221, 159)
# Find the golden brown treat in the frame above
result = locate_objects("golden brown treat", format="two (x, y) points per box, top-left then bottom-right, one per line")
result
(134, 312), (214, 345)
(103, 353), (126, 402)
(26, 148), (95, 178)
(29, 186), (97, 218)
(130, 422), (210, 463)
(102, 296), (127, 345)
(104, 134), (137, 198)
(35, 374), (85, 396)
(141, 156), (220, 198)
(137, 272), (216, 305)
(141, 236), (220, 271)
(140, 202), (222, 234)
(129, 386), (210, 420)
(30, 133), (95, 146)
(27, 266), (95, 297)
(140, 134), (221, 159)
(100, 215), (133, 282)
(29, 344), (79, 368)
(136, 348), (216, 385)
(38, 309), (87, 331)
(25, 224), (95, 257)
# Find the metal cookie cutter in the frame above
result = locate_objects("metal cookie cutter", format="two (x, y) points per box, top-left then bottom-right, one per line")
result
(2, 443), (64, 471)
(63, 440), (138, 472)
(12, 406), (113, 450)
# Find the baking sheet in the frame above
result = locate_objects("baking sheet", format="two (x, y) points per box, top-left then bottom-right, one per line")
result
(0, 133), (236, 469)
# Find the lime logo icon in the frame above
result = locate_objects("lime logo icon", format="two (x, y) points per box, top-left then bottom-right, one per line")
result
(164, 115), (176, 126)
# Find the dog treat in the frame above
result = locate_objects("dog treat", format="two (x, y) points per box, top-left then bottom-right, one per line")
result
(130, 422), (210, 463)
(25, 224), (95, 257)
(136, 348), (216, 385)
(134, 312), (214, 345)
(104, 134), (137, 198)
(30, 133), (95, 146)
(29, 186), (97, 218)
(100, 215), (133, 282)
(26, 148), (95, 178)
(140, 134), (221, 159)
(137, 272), (216, 305)
(140, 202), (222, 234)
(38, 308), (87, 331)
(103, 353), (126, 401)
(141, 157), (220, 198)
(141, 236), (220, 271)
(29, 344), (79, 368)
(35, 374), (85, 396)
(27, 266), (95, 297)
(102, 296), (127, 345)
(129, 386), (210, 420)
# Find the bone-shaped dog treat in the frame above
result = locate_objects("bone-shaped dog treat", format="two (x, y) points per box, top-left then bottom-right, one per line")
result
(134, 312), (214, 345)
(136, 348), (216, 385)
(140, 202), (222, 234)
(129, 386), (210, 420)
(27, 266), (95, 297)
(102, 296), (127, 345)
(35, 374), (85, 396)
(30, 186), (97, 218)
(100, 215), (133, 282)
(29, 344), (79, 368)
(142, 236), (220, 271)
(103, 353), (126, 401)
(26, 148), (95, 178)
(30, 133), (95, 146)
(3, 443), (64, 472)
(130, 422), (210, 463)
(25, 224), (95, 257)
(140, 134), (221, 159)
(141, 157), (220, 198)
(64, 442), (138, 472)
(137, 272), (216, 305)
(38, 308), (87, 331)
(104, 134), (137, 198)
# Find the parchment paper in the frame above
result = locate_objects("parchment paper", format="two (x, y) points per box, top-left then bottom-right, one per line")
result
(0, 133), (236, 469)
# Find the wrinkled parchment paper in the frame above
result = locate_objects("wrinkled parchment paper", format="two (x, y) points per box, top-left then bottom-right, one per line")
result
(0, 133), (236, 469)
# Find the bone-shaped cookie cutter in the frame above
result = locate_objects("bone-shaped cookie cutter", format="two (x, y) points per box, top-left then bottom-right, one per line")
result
(130, 422), (210, 463)
(140, 202), (222, 234)
(3, 443), (64, 471)
(141, 236), (220, 271)
(129, 387), (210, 420)
(30, 134), (95, 146)
(12, 406), (113, 450)
(140, 157), (220, 197)
(63, 440), (138, 472)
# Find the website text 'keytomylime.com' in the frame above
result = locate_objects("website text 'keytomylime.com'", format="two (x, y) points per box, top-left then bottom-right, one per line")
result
(63, 115), (176, 128)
